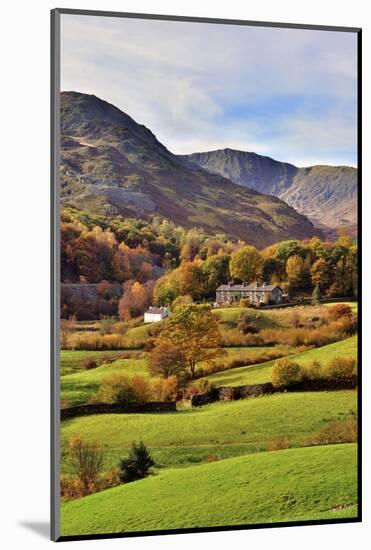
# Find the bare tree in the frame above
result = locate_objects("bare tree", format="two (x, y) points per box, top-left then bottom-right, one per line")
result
(67, 436), (104, 495)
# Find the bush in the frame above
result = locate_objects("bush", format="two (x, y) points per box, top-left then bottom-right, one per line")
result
(271, 358), (302, 388)
(80, 358), (98, 370)
(73, 332), (146, 351)
(183, 379), (214, 399)
(327, 304), (353, 321)
(119, 441), (155, 483)
(323, 357), (357, 382)
(267, 436), (290, 451)
(301, 360), (323, 381)
(311, 414), (357, 445)
(239, 298), (251, 308)
(61, 467), (120, 500)
(98, 374), (151, 404)
(150, 375), (179, 401)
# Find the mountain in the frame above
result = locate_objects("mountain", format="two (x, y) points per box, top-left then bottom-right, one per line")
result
(60, 92), (320, 248)
(182, 149), (357, 234)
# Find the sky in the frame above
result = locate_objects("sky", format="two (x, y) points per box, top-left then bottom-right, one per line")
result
(61, 14), (358, 167)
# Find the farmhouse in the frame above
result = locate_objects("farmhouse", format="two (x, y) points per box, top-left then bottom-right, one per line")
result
(216, 282), (283, 305)
(144, 306), (171, 323)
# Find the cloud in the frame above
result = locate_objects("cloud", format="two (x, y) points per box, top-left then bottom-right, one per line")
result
(61, 14), (357, 167)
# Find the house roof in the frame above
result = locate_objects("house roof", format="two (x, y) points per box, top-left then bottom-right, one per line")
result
(216, 283), (281, 292)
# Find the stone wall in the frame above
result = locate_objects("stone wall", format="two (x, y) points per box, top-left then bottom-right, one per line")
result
(61, 401), (176, 420)
(190, 378), (356, 407)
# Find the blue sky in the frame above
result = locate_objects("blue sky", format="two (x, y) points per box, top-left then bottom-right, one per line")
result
(61, 14), (357, 167)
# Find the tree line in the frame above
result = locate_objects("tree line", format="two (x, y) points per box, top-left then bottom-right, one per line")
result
(61, 208), (357, 320)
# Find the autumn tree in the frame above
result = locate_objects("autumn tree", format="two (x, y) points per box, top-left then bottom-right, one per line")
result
(286, 255), (307, 290)
(310, 258), (332, 291)
(161, 304), (225, 378)
(148, 340), (187, 378)
(118, 280), (153, 320)
(67, 436), (104, 496)
(229, 245), (263, 282)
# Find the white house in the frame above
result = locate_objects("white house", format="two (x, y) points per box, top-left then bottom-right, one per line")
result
(144, 306), (171, 323)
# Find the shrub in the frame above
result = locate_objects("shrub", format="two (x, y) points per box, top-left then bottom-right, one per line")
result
(61, 467), (120, 500)
(98, 374), (151, 404)
(239, 298), (251, 308)
(151, 376), (181, 401)
(323, 357), (357, 382)
(80, 358), (98, 370)
(267, 436), (291, 451)
(301, 360), (323, 381)
(99, 316), (116, 335)
(327, 304), (353, 321)
(119, 441), (155, 483)
(184, 379), (214, 399)
(271, 358), (302, 388)
(73, 332), (146, 351)
(207, 454), (219, 462)
(311, 414), (357, 446)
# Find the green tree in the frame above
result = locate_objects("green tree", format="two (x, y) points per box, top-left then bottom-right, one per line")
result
(275, 240), (306, 263)
(201, 254), (230, 296)
(161, 304), (225, 378)
(119, 441), (155, 483)
(229, 245), (263, 282)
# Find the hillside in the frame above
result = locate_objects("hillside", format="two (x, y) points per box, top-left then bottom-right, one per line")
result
(60, 92), (319, 247)
(61, 390), (356, 469)
(60, 444), (357, 536)
(182, 149), (357, 234)
(202, 335), (357, 387)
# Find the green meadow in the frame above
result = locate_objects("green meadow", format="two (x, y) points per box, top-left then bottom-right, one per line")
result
(202, 336), (357, 387)
(61, 443), (358, 536)
(60, 300), (358, 533)
(61, 390), (356, 471)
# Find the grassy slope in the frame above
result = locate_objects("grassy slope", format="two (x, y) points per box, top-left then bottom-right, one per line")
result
(61, 390), (356, 471)
(60, 443), (357, 536)
(61, 346), (291, 407)
(202, 336), (357, 387)
(61, 350), (126, 376)
(61, 356), (149, 407)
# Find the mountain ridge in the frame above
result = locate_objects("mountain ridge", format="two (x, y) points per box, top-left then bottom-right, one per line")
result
(181, 148), (357, 233)
(60, 91), (320, 248)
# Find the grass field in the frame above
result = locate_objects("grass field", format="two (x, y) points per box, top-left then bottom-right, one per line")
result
(61, 350), (127, 376)
(60, 443), (357, 536)
(61, 355), (149, 407)
(201, 336), (357, 387)
(61, 345), (293, 407)
(61, 390), (356, 471)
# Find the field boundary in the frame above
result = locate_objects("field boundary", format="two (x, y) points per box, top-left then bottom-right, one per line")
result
(191, 378), (357, 407)
(61, 401), (176, 420)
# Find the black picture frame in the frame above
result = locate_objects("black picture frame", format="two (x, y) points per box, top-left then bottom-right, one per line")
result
(51, 8), (362, 542)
